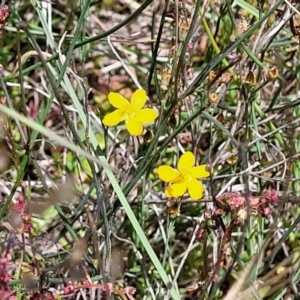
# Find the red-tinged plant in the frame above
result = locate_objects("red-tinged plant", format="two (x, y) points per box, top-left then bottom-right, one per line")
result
(0, 5), (8, 22)
(8, 194), (32, 233)
(0, 5), (8, 36)
(215, 189), (278, 219)
(121, 286), (136, 300)
(29, 291), (55, 300)
(0, 251), (15, 300)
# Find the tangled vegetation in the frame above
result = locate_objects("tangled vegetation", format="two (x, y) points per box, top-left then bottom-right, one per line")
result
(0, 0), (300, 299)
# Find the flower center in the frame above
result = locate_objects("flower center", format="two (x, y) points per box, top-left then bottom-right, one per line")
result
(123, 104), (137, 119)
(179, 168), (192, 182)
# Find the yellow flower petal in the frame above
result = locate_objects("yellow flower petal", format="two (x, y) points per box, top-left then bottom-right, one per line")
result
(188, 179), (204, 200)
(178, 151), (195, 171)
(157, 166), (179, 182)
(131, 89), (147, 110)
(125, 118), (143, 136)
(108, 92), (130, 108)
(135, 108), (158, 123)
(165, 182), (187, 198)
(103, 109), (124, 126)
(190, 165), (210, 179)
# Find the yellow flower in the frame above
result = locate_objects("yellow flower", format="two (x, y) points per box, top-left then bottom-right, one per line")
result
(102, 89), (158, 136)
(157, 151), (210, 200)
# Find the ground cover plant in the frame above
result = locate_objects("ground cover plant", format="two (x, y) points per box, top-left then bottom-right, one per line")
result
(0, 0), (300, 299)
